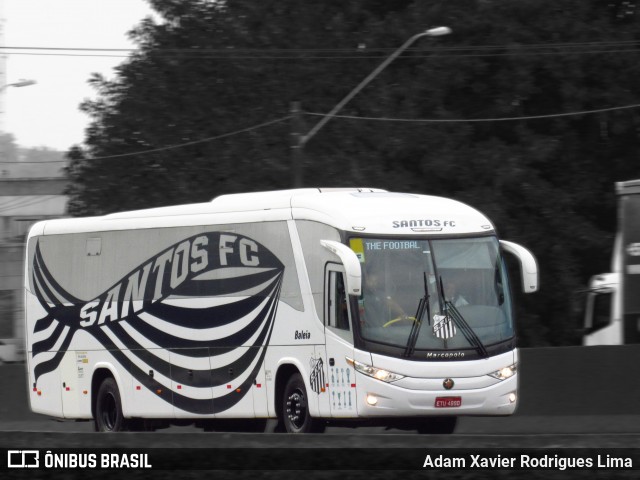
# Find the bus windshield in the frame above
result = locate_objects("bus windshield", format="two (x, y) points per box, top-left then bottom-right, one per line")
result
(351, 236), (514, 357)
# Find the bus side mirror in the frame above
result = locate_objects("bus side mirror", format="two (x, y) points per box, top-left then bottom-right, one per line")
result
(499, 240), (539, 293)
(320, 240), (362, 296)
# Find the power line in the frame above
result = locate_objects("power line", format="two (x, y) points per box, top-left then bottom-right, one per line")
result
(4, 49), (640, 60)
(2, 116), (294, 165)
(0, 196), (35, 211)
(5, 50), (640, 61)
(3, 40), (640, 60)
(0, 162), (66, 164)
(0, 46), (135, 52)
(3, 39), (640, 52)
(0, 195), (62, 215)
(305, 103), (640, 123)
(2, 52), (131, 58)
(430, 48), (640, 59)
(6, 102), (640, 166)
(77, 114), (292, 161)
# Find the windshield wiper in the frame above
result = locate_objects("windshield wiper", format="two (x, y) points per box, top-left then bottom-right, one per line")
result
(403, 273), (431, 358)
(494, 261), (505, 306)
(440, 277), (489, 358)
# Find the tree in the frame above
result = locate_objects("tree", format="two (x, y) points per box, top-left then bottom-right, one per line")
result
(66, 0), (640, 345)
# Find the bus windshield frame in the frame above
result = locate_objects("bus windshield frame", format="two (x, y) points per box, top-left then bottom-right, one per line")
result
(348, 234), (516, 360)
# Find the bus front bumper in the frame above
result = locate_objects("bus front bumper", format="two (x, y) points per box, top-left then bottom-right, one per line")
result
(354, 373), (518, 417)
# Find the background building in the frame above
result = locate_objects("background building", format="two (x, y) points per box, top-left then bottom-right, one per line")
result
(0, 151), (67, 359)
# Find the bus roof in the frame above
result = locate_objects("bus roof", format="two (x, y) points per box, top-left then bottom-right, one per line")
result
(617, 179), (640, 196)
(30, 188), (495, 237)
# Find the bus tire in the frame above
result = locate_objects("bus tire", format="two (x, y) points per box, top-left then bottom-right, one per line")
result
(95, 377), (127, 432)
(282, 373), (324, 433)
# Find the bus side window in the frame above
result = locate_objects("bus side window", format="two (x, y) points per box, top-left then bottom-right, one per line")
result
(326, 268), (352, 339)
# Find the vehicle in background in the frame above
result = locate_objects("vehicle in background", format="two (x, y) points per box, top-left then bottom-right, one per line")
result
(0, 339), (18, 364)
(584, 179), (640, 345)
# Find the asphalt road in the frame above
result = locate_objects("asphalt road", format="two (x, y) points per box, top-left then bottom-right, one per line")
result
(6, 345), (640, 434)
(4, 347), (640, 479)
(2, 429), (639, 480)
(3, 413), (640, 435)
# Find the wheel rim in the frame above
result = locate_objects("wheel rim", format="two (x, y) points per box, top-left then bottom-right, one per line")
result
(101, 392), (117, 431)
(286, 389), (307, 430)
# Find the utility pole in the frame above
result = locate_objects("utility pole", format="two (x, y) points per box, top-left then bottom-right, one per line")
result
(0, 0), (7, 133)
(290, 101), (303, 188)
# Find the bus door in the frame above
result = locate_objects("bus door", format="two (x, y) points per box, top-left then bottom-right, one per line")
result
(322, 265), (358, 417)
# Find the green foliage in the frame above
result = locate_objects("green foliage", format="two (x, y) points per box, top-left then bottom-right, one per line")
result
(65, 0), (640, 346)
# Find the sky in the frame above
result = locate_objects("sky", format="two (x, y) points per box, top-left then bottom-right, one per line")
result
(2, 0), (155, 151)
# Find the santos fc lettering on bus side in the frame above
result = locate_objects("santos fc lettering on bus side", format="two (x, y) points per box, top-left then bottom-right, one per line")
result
(79, 234), (260, 327)
(392, 219), (456, 228)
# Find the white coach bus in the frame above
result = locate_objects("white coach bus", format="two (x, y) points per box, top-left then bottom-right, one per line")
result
(25, 188), (537, 433)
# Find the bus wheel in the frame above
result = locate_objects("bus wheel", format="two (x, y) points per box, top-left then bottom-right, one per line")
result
(95, 377), (127, 432)
(282, 373), (323, 433)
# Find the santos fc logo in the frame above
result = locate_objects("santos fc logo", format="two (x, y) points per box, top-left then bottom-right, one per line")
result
(30, 231), (285, 414)
(78, 233), (261, 327)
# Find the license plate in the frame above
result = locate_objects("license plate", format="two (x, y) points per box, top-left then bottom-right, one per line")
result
(435, 396), (462, 408)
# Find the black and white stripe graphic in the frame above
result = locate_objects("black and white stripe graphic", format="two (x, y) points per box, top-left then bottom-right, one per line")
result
(30, 232), (284, 414)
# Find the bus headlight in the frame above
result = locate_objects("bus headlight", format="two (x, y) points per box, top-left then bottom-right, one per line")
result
(346, 357), (405, 383)
(489, 364), (517, 380)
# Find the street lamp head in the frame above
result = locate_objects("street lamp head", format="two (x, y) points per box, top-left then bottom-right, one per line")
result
(14, 79), (37, 88)
(424, 26), (452, 37)
(0, 79), (37, 92)
(294, 24), (453, 185)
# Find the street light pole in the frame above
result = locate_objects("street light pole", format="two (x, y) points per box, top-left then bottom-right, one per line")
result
(291, 26), (451, 187)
